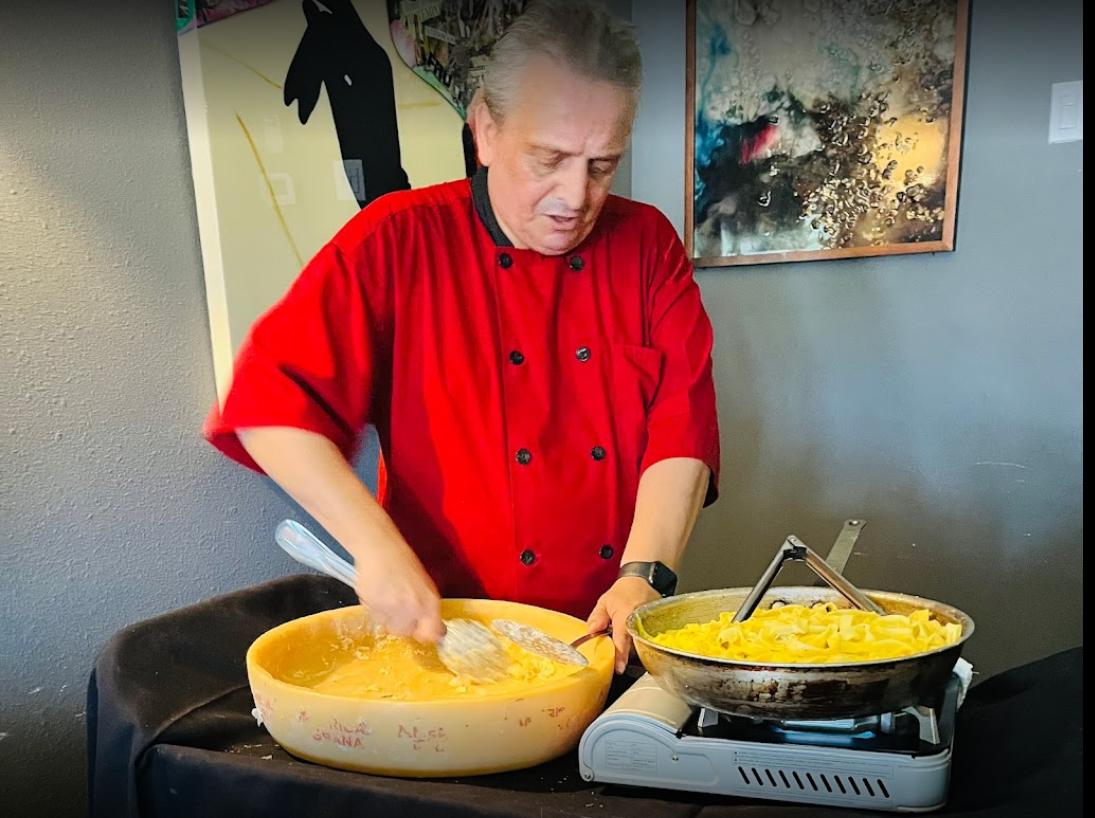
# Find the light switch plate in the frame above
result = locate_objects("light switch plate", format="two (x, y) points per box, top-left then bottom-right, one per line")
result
(266, 172), (295, 206)
(1049, 80), (1083, 144)
(336, 159), (366, 202)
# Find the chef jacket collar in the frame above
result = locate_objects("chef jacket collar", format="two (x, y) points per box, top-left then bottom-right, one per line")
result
(471, 166), (515, 248)
(471, 165), (601, 258)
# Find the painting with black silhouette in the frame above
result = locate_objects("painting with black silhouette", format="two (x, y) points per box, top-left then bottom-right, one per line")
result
(685, 0), (970, 268)
(176, 0), (511, 400)
(285, 0), (413, 208)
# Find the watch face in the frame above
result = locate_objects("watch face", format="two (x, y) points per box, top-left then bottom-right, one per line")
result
(651, 563), (677, 595)
(620, 561), (677, 595)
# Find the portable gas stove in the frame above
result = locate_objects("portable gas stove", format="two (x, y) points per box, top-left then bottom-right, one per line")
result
(577, 520), (971, 812)
(578, 670), (963, 814)
(578, 668), (961, 813)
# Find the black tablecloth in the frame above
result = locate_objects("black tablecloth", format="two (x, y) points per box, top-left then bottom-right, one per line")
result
(87, 575), (1083, 818)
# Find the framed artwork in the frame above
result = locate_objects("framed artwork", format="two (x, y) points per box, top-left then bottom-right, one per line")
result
(176, 0), (527, 400)
(685, 0), (970, 267)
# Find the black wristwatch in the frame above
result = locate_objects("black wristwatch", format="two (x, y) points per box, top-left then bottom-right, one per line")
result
(617, 561), (678, 597)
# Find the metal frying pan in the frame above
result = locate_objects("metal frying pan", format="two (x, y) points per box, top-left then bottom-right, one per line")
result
(626, 534), (975, 720)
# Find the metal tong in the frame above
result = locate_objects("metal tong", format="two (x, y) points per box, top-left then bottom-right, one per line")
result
(733, 534), (885, 623)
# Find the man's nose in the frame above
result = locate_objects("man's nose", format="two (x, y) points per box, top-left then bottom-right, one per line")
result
(556, 163), (590, 213)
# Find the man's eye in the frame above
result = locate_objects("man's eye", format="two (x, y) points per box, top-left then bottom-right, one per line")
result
(590, 161), (616, 177)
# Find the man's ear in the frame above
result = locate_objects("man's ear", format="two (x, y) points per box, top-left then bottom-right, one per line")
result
(469, 90), (498, 166)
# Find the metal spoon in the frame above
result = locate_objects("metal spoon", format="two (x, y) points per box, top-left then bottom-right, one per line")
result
(490, 619), (610, 667)
(274, 519), (511, 683)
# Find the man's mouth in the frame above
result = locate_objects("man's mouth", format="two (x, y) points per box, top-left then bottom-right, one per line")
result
(547, 214), (579, 228)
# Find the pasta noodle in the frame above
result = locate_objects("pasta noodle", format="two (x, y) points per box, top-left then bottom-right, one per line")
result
(647, 603), (962, 664)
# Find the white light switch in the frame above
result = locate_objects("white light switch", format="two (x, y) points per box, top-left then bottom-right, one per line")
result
(1049, 80), (1083, 144)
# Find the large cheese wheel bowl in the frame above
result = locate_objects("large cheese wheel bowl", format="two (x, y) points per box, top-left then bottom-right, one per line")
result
(246, 598), (615, 777)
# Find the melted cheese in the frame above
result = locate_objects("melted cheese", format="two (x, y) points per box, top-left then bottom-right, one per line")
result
(300, 633), (578, 700)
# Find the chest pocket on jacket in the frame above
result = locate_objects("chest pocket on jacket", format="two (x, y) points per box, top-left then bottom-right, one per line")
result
(609, 343), (664, 411)
(604, 343), (664, 471)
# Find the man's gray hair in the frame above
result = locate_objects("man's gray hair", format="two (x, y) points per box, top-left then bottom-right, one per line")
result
(479, 0), (643, 122)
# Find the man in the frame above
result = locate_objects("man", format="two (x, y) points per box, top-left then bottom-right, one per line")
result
(204, 0), (720, 674)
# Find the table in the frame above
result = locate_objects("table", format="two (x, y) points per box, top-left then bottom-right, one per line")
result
(87, 575), (1083, 818)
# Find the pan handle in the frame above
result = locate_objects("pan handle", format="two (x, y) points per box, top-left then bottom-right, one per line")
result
(733, 536), (885, 622)
(813, 518), (865, 584)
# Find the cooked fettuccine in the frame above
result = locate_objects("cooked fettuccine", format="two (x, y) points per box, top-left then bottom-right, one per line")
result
(647, 603), (962, 664)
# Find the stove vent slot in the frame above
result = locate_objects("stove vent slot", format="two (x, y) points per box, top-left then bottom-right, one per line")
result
(735, 766), (891, 801)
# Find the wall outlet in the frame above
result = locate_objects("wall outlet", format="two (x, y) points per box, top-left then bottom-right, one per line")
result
(1049, 81), (1083, 144)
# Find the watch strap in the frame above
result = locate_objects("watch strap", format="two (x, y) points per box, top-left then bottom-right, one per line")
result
(617, 561), (678, 596)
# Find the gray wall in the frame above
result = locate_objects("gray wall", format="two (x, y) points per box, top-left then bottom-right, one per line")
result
(0, 3), (633, 817)
(0, 2), (308, 816)
(631, 0), (1083, 681)
(0, 1), (1082, 817)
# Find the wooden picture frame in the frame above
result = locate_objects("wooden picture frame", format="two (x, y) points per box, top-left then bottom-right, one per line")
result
(684, 0), (970, 267)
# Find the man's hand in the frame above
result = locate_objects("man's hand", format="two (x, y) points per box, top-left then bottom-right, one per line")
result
(587, 577), (662, 674)
(238, 426), (445, 644)
(590, 458), (710, 673)
(356, 536), (446, 644)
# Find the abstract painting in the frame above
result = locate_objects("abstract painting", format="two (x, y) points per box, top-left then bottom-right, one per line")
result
(388, 1), (528, 173)
(177, 0), (280, 32)
(176, 0), (525, 399)
(685, 0), (970, 267)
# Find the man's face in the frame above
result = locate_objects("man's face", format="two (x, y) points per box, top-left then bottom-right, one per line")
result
(474, 56), (635, 256)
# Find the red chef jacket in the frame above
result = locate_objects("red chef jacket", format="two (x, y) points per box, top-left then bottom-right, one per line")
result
(204, 167), (721, 619)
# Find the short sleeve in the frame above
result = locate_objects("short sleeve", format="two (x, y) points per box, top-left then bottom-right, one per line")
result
(202, 239), (387, 474)
(639, 213), (722, 506)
